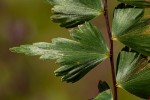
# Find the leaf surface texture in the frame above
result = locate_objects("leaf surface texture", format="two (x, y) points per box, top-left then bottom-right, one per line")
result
(116, 47), (150, 99)
(48, 0), (104, 28)
(10, 22), (109, 83)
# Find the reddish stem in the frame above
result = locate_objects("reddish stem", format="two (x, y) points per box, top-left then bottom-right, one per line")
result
(103, 0), (118, 100)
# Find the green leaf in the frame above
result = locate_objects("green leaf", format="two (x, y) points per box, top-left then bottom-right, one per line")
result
(10, 22), (109, 83)
(118, 0), (150, 7)
(112, 4), (150, 56)
(48, 0), (104, 28)
(116, 47), (150, 99)
(93, 81), (113, 100)
(94, 89), (112, 100)
(112, 4), (144, 38)
(118, 18), (150, 56)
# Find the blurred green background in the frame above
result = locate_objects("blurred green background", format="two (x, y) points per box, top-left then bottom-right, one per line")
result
(0, 0), (149, 100)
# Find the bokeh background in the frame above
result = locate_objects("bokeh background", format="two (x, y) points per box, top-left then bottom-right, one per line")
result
(0, 0), (150, 100)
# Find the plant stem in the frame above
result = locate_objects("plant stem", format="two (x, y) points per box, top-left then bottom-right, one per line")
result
(103, 0), (118, 100)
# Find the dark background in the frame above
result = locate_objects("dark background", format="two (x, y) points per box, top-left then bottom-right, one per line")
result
(0, 0), (149, 100)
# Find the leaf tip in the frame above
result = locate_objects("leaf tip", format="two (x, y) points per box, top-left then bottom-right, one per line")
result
(9, 47), (19, 53)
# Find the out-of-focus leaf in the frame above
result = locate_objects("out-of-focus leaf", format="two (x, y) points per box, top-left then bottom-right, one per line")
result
(118, 0), (150, 7)
(116, 47), (150, 99)
(93, 81), (113, 100)
(112, 4), (150, 56)
(10, 22), (109, 83)
(48, 0), (104, 28)
(98, 81), (110, 93)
